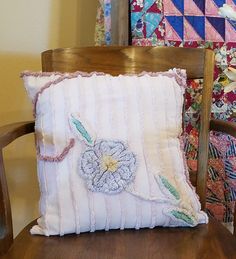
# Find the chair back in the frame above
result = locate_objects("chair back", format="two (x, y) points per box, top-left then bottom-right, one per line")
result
(42, 46), (215, 209)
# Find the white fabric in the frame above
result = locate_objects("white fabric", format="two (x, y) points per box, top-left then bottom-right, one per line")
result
(22, 71), (208, 236)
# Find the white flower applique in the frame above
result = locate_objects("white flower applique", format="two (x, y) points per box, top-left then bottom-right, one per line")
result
(69, 114), (197, 226)
(69, 114), (137, 194)
(80, 140), (136, 194)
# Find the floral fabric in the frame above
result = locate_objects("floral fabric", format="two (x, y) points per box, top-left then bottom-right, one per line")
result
(95, 1), (106, 46)
(95, 0), (111, 45)
(131, 0), (236, 222)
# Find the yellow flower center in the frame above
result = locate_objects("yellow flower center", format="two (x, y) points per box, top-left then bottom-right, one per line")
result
(102, 155), (118, 172)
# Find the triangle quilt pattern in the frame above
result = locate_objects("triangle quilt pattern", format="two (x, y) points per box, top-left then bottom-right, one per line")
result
(184, 16), (205, 40)
(143, 0), (156, 12)
(226, 0), (236, 7)
(164, 17), (183, 41)
(206, 17), (225, 41)
(184, 17), (203, 41)
(193, 0), (205, 14)
(171, 0), (184, 14)
(184, 0), (205, 16)
(165, 16), (184, 40)
(205, 17), (225, 41)
(225, 20), (236, 42)
(131, 0), (236, 43)
(205, 0), (221, 16)
(131, 0), (164, 38)
(228, 19), (236, 30)
(131, 12), (143, 31)
(147, 2), (162, 13)
(212, 0), (226, 8)
(163, 0), (182, 15)
(145, 13), (163, 37)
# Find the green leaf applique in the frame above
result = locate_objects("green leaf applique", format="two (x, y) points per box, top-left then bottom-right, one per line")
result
(70, 114), (94, 145)
(170, 210), (195, 226)
(159, 175), (180, 200)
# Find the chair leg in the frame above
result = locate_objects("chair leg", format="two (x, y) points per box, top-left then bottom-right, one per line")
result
(234, 202), (236, 237)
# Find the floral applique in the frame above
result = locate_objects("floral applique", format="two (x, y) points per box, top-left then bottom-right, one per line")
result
(156, 175), (197, 226)
(157, 175), (180, 200)
(70, 114), (95, 146)
(70, 114), (198, 226)
(80, 140), (136, 194)
(70, 114), (137, 194)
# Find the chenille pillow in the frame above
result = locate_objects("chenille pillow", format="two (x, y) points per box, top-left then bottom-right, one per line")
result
(22, 69), (208, 236)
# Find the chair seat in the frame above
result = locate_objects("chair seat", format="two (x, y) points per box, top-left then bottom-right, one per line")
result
(4, 218), (236, 259)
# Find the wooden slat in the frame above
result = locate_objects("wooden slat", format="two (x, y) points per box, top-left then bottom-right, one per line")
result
(42, 46), (205, 79)
(196, 49), (215, 210)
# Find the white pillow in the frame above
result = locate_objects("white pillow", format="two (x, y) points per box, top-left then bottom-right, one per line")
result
(22, 69), (208, 236)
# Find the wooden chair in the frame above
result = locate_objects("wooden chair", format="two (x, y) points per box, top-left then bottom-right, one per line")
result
(1, 46), (236, 258)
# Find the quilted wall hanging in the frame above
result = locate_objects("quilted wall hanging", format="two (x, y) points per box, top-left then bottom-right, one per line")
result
(96, 0), (236, 223)
(131, 0), (236, 223)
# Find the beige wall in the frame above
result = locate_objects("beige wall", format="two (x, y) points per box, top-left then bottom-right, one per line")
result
(0, 0), (98, 236)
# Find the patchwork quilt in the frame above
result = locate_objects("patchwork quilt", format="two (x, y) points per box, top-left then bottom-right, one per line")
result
(131, 0), (236, 222)
(96, 0), (236, 222)
(164, 0), (235, 42)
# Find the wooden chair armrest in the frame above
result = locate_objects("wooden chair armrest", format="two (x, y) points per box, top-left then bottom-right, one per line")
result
(0, 121), (35, 148)
(210, 119), (236, 138)
(0, 121), (34, 255)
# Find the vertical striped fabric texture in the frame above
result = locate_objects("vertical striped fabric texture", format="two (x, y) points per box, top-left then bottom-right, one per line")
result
(22, 70), (208, 236)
